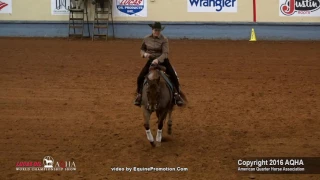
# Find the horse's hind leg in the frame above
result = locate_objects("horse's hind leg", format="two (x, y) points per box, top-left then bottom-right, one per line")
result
(167, 109), (173, 135)
(143, 108), (155, 147)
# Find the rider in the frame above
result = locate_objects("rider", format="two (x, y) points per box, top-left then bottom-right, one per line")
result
(134, 22), (184, 107)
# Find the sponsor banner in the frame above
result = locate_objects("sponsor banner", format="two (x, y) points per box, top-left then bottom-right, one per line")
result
(187, 0), (237, 13)
(0, 0), (12, 14)
(113, 0), (147, 17)
(280, 0), (320, 16)
(51, 0), (70, 15)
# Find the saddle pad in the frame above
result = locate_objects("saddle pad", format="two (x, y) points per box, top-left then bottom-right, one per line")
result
(159, 71), (174, 93)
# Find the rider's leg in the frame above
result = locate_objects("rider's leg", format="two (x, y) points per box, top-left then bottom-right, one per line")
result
(160, 59), (184, 106)
(134, 60), (152, 106)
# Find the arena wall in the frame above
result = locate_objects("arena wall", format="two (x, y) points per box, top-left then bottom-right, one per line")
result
(0, 0), (320, 40)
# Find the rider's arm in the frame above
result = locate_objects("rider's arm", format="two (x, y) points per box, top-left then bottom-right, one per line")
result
(156, 37), (169, 63)
(140, 38), (147, 58)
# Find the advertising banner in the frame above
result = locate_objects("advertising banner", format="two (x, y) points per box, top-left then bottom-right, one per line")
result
(0, 0), (12, 14)
(279, 0), (320, 17)
(187, 0), (238, 13)
(113, 0), (147, 17)
(51, 0), (70, 15)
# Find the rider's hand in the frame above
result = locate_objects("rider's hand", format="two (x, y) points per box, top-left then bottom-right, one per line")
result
(152, 59), (159, 64)
(144, 53), (150, 58)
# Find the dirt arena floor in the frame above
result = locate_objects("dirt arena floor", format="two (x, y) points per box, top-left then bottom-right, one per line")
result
(0, 37), (319, 180)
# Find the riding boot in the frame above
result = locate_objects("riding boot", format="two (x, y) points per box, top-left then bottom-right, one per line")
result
(134, 85), (143, 106)
(173, 88), (184, 106)
(134, 93), (142, 106)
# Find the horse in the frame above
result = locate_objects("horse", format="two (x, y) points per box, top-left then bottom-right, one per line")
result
(141, 63), (187, 147)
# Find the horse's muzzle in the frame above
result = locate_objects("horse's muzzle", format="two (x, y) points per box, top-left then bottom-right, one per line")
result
(147, 103), (158, 111)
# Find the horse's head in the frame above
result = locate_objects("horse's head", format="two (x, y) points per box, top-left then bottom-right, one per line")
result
(145, 66), (161, 111)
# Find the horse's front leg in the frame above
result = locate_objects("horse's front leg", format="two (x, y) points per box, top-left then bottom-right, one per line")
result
(143, 108), (155, 147)
(156, 111), (167, 147)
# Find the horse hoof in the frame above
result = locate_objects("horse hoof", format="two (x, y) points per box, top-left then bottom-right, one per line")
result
(150, 142), (156, 147)
(168, 129), (172, 135)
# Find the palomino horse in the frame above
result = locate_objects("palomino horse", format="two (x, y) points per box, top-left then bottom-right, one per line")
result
(141, 64), (186, 147)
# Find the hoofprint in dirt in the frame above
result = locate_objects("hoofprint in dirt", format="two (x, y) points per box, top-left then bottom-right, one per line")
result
(0, 38), (319, 180)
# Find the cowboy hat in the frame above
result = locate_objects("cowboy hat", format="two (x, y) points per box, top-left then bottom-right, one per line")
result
(148, 22), (165, 31)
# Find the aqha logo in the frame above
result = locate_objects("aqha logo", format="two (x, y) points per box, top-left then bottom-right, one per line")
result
(280, 0), (320, 16)
(0, 1), (8, 10)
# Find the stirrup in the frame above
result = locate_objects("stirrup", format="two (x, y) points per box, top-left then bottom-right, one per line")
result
(174, 93), (184, 106)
